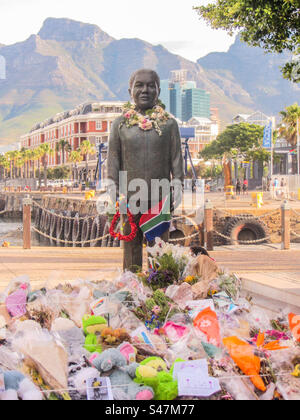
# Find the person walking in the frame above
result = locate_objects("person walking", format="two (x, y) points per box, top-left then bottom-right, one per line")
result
(242, 179), (248, 195)
(236, 179), (241, 195)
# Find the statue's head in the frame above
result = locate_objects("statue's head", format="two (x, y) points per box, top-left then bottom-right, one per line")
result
(128, 69), (161, 112)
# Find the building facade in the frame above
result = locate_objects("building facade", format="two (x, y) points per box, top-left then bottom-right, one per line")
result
(160, 70), (211, 122)
(179, 117), (219, 159)
(20, 101), (124, 180)
(232, 111), (276, 129)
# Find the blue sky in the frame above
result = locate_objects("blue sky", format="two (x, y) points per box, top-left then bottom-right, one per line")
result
(0, 0), (235, 61)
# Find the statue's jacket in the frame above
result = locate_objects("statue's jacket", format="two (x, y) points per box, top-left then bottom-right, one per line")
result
(107, 115), (184, 204)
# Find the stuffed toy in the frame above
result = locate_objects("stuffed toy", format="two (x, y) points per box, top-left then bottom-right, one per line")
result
(52, 318), (86, 363)
(135, 357), (179, 400)
(82, 315), (107, 353)
(0, 370), (43, 400)
(90, 347), (154, 400)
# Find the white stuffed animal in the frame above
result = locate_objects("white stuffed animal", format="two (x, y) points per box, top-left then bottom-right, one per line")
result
(0, 370), (43, 400)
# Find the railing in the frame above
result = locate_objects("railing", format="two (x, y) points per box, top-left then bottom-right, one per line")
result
(1, 195), (299, 250)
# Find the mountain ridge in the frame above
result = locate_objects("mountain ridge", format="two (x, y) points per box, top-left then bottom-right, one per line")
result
(0, 18), (297, 147)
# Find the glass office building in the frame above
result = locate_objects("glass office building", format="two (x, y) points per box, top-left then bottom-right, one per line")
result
(160, 80), (210, 122)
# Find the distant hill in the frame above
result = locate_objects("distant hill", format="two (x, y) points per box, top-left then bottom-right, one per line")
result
(197, 36), (299, 117)
(0, 18), (297, 146)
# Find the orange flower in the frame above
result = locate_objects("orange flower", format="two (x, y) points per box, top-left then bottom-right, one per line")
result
(256, 331), (289, 351)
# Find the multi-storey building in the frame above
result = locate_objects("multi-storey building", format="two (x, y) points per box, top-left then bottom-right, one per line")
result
(179, 117), (219, 159)
(20, 101), (124, 180)
(160, 71), (211, 122)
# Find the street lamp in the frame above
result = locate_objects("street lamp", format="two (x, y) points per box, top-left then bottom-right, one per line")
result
(94, 143), (107, 190)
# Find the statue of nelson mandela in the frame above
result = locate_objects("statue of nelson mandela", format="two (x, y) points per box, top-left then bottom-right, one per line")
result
(107, 69), (184, 272)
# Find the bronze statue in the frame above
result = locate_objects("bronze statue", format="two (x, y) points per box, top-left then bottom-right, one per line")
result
(107, 69), (184, 271)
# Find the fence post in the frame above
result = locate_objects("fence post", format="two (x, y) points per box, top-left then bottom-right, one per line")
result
(281, 200), (290, 250)
(204, 199), (214, 251)
(23, 195), (32, 249)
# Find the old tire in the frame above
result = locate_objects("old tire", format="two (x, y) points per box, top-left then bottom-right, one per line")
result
(34, 207), (42, 230)
(64, 211), (76, 245)
(56, 213), (65, 246)
(81, 217), (94, 247)
(72, 213), (83, 247)
(44, 212), (52, 236)
(223, 215), (268, 245)
(40, 209), (47, 233)
(49, 213), (58, 245)
(90, 216), (106, 247)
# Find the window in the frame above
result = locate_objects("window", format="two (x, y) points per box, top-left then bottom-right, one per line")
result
(96, 120), (102, 130)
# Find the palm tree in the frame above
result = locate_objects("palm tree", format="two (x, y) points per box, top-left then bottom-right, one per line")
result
(39, 143), (54, 188)
(79, 140), (96, 182)
(0, 155), (9, 180)
(56, 139), (71, 165)
(26, 149), (36, 179)
(15, 152), (24, 179)
(6, 150), (19, 179)
(33, 147), (44, 188)
(69, 150), (83, 181)
(279, 103), (300, 147)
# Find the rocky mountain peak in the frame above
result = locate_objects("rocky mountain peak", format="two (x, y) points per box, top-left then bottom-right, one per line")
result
(38, 17), (114, 43)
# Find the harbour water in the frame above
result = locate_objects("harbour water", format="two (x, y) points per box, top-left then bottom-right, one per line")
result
(0, 219), (40, 246)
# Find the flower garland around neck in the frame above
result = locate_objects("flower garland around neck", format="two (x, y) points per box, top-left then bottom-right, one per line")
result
(120, 102), (170, 136)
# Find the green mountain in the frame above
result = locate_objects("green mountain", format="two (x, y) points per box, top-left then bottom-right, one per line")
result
(197, 36), (299, 117)
(0, 18), (296, 147)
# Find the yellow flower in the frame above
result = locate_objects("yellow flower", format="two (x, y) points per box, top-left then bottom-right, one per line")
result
(184, 276), (196, 284)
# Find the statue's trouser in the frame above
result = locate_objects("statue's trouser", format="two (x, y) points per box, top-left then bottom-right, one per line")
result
(122, 213), (169, 272)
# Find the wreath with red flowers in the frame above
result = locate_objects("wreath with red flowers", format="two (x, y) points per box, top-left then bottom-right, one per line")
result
(109, 205), (138, 242)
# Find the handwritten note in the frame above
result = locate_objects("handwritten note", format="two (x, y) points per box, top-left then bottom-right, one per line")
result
(174, 359), (221, 398)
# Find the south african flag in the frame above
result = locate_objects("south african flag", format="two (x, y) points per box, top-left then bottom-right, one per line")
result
(139, 195), (171, 242)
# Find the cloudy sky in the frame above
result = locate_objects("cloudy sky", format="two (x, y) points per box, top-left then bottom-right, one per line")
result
(0, 0), (235, 62)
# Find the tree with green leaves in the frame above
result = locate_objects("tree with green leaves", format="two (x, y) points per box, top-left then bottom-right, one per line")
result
(278, 102), (300, 147)
(201, 123), (272, 180)
(79, 140), (96, 182)
(0, 155), (9, 180)
(39, 144), (54, 188)
(6, 150), (19, 179)
(201, 123), (266, 161)
(69, 150), (83, 181)
(56, 139), (71, 165)
(194, 0), (300, 82)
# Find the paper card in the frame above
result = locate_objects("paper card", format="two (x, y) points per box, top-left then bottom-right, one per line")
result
(86, 377), (113, 401)
(186, 299), (215, 320)
(0, 373), (5, 394)
(177, 370), (221, 398)
(131, 326), (154, 347)
(90, 297), (108, 316)
(173, 359), (209, 380)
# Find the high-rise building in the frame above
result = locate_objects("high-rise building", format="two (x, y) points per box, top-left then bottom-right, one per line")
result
(160, 80), (170, 111)
(170, 82), (183, 121)
(160, 73), (210, 122)
(182, 88), (211, 121)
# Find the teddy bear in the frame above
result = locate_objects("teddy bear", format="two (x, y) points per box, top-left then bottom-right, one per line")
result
(0, 370), (43, 400)
(90, 347), (154, 400)
(82, 315), (107, 353)
(134, 357), (179, 400)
